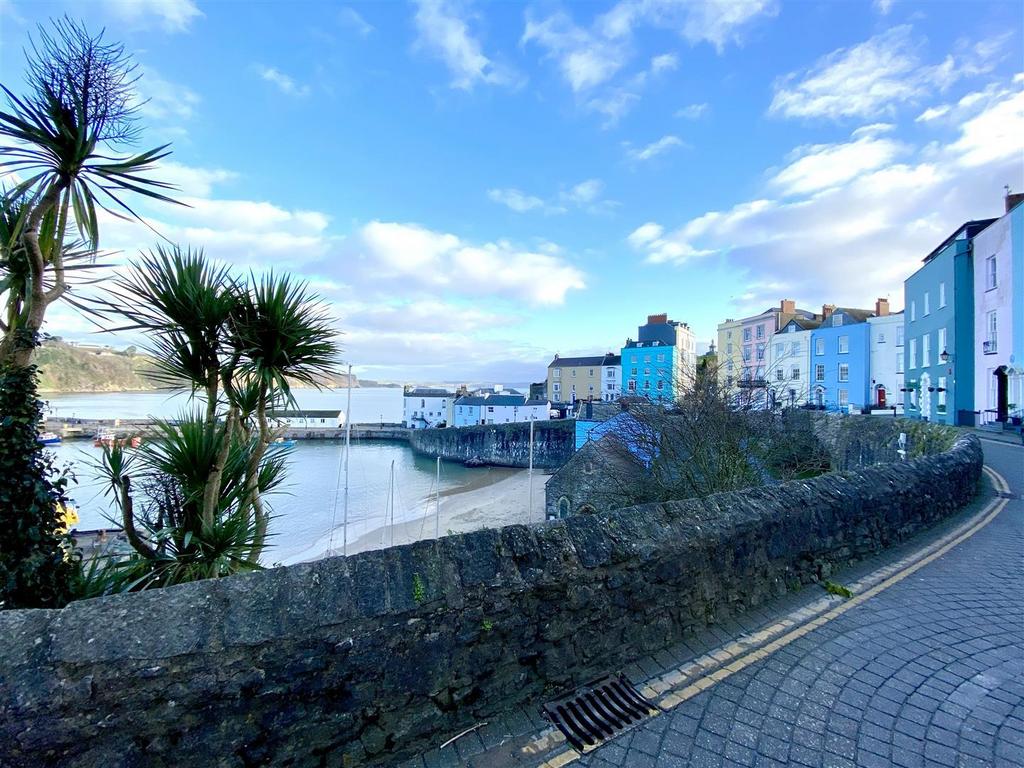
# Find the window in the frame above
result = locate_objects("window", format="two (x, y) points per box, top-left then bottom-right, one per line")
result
(606, 368), (614, 378)
(742, 347), (751, 362)
(833, 314), (844, 327)
(644, 368), (650, 376)
(937, 376), (947, 413)
(775, 343), (784, 357)
(838, 363), (849, 382)
(727, 360), (734, 372)
(896, 326), (904, 347)
(656, 380), (664, 390)
(791, 340), (801, 355)
(588, 369), (593, 376)
(896, 352), (904, 374)
(726, 329), (732, 338)
(911, 300), (916, 322)
(838, 389), (849, 407)
(815, 338), (825, 356)
(815, 364), (825, 382)
(487, 406), (494, 413)
(922, 333), (931, 367)
(643, 380), (650, 389)
(791, 366), (800, 380)
(909, 339), (917, 369)
(571, 369), (576, 377)
(937, 327), (947, 358)
(726, 343), (733, 355)
(985, 310), (998, 353)
(756, 343), (765, 360)
(553, 383), (560, 392)
(656, 353), (665, 362)
(743, 327), (751, 342)
(421, 399), (425, 408)
(838, 336), (849, 354)
(643, 355), (650, 363)
(756, 325), (764, 339)
(630, 365), (637, 376)
(553, 368), (560, 379)
(939, 282), (946, 308)
(776, 368), (784, 382)
(986, 255), (997, 289)
(878, 332), (885, 344)
(924, 291), (930, 316)
(628, 380), (636, 391)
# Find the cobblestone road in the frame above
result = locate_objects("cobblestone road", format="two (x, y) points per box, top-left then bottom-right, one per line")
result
(575, 440), (1024, 768)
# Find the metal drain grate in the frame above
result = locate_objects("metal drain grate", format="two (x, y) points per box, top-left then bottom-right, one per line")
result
(542, 674), (658, 753)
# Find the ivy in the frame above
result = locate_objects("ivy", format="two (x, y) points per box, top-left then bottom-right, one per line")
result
(0, 358), (78, 609)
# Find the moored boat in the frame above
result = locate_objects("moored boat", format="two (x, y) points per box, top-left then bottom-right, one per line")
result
(38, 431), (62, 445)
(94, 432), (142, 449)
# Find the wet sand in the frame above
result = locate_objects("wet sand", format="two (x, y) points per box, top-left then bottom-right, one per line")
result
(322, 467), (550, 558)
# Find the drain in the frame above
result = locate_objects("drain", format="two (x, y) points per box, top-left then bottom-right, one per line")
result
(542, 674), (658, 753)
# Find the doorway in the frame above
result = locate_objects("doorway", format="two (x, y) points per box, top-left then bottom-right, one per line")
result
(995, 366), (1008, 422)
(877, 386), (886, 408)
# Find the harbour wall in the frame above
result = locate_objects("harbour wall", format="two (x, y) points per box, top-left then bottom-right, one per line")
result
(408, 420), (575, 468)
(0, 428), (982, 767)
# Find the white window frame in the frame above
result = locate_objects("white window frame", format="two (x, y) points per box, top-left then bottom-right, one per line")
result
(815, 338), (825, 356)
(838, 335), (849, 354)
(937, 327), (947, 358)
(838, 389), (849, 407)
(939, 282), (946, 308)
(924, 291), (930, 316)
(922, 333), (931, 368)
(838, 363), (849, 383)
(815, 364), (825, 382)
(909, 338), (917, 369)
(986, 255), (997, 289)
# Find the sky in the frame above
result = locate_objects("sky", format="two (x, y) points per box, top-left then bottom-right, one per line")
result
(1, 0), (1022, 384)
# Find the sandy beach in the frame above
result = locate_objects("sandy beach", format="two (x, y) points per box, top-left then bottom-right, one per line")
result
(318, 467), (550, 558)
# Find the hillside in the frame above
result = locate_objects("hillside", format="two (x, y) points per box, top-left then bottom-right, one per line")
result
(34, 341), (361, 393)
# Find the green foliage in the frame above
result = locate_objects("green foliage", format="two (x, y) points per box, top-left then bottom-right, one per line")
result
(412, 573), (426, 604)
(481, 618), (494, 632)
(899, 420), (957, 458)
(0, 361), (78, 608)
(823, 580), (853, 598)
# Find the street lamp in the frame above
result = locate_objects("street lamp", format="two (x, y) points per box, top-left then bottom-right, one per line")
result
(939, 349), (952, 364)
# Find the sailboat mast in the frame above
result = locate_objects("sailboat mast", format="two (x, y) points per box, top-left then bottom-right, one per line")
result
(528, 416), (534, 523)
(389, 459), (396, 547)
(435, 456), (441, 539)
(342, 363), (353, 556)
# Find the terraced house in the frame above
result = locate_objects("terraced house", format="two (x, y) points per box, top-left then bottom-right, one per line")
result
(546, 353), (620, 403)
(620, 314), (696, 401)
(769, 314), (822, 408)
(809, 306), (874, 412)
(904, 218), (995, 425)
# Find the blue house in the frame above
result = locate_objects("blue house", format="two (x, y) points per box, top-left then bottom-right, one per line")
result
(620, 313), (696, 401)
(809, 308), (873, 412)
(903, 218), (995, 425)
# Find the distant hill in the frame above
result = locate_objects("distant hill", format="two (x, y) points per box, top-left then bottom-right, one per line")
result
(34, 341), (361, 393)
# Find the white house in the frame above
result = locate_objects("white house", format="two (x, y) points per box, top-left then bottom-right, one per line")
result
(451, 393), (551, 427)
(868, 308), (905, 412)
(403, 387), (453, 429)
(768, 316), (821, 408)
(973, 195), (1024, 423)
(268, 409), (345, 429)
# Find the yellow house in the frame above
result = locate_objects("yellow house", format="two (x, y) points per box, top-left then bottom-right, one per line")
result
(547, 353), (621, 403)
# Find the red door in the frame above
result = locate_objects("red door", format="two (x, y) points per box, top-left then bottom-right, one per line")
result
(878, 387), (886, 407)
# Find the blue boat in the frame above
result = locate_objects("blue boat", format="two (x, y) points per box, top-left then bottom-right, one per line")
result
(269, 439), (296, 449)
(38, 432), (62, 445)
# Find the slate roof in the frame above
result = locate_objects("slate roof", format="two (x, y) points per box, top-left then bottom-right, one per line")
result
(548, 353), (621, 368)
(268, 410), (343, 419)
(780, 316), (823, 332)
(403, 388), (453, 397)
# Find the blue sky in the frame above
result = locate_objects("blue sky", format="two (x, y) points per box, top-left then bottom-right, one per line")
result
(1, 0), (1022, 384)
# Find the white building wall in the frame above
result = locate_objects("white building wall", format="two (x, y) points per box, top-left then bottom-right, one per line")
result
(601, 365), (621, 401)
(868, 314), (905, 411)
(403, 395), (450, 429)
(972, 212), (1020, 415)
(768, 328), (813, 407)
(452, 404), (481, 427)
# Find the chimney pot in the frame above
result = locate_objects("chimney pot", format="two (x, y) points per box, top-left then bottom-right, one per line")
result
(822, 304), (836, 319)
(780, 299), (796, 315)
(647, 313), (669, 325)
(1006, 191), (1024, 214)
(875, 298), (890, 316)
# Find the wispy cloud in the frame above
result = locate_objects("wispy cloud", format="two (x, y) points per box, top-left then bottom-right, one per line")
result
(338, 6), (374, 37)
(101, 0), (202, 33)
(625, 135), (686, 162)
(413, 0), (521, 90)
(676, 102), (710, 120)
(257, 66), (311, 97)
(487, 179), (615, 215)
(487, 188), (546, 213)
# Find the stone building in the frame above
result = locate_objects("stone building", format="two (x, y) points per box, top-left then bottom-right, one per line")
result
(545, 433), (646, 520)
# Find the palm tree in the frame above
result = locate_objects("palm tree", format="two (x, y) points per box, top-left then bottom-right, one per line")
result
(0, 17), (179, 366)
(93, 247), (342, 588)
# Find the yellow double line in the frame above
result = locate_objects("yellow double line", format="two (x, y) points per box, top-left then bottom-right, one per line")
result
(537, 465), (1012, 767)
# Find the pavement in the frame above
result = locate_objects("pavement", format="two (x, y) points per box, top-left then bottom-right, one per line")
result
(409, 439), (1023, 768)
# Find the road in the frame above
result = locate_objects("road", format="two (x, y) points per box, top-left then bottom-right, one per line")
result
(573, 438), (1023, 768)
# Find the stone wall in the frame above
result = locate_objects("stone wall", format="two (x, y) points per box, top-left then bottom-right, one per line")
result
(0, 432), (982, 768)
(408, 419), (574, 468)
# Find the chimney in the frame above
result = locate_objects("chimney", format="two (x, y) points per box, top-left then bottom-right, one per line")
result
(780, 299), (796, 315)
(875, 298), (890, 317)
(647, 313), (668, 325)
(822, 304), (836, 320)
(1006, 191), (1024, 214)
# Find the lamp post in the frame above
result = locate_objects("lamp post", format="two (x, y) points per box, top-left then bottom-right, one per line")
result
(939, 349), (952, 364)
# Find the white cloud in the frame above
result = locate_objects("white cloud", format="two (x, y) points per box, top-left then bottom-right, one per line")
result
(916, 105), (951, 122)
(257, 66), (311, 97)
(768, 131), (905, 196)
(873, 0), (895, 15)
(522, 10), (627, 93)
(348, 221), (585, 305)
(136, 70), (200, 122)
(586, 89), (642, 127)
(487, 188), (545, 212)
(650, 52), (679, 74)
(413, 0), (520, 90)
(770, 26), (1011, 121)
(628, 82), (1024, 309)
(157, 161), (237, 197)
(102, 0), (202, 33)
(339, 6), (374, 37)
(676, 102), (709, 119)
(564, 179), (603, 205)
(677, 0), (778, 52)
(625, 135), (685, 162)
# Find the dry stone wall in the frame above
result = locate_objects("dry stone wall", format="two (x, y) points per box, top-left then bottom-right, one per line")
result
(0, 431), (982, 768)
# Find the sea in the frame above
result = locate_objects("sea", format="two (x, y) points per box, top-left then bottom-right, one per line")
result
(43, 388), (481, 564)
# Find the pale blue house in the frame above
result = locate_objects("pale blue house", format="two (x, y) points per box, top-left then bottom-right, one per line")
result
(809, 308), (874, 412)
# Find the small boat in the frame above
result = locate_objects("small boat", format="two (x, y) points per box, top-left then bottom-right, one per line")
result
(38, 431), (62, 445)
(94, 432), (142, 449)
(269, 438), (296, 449)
